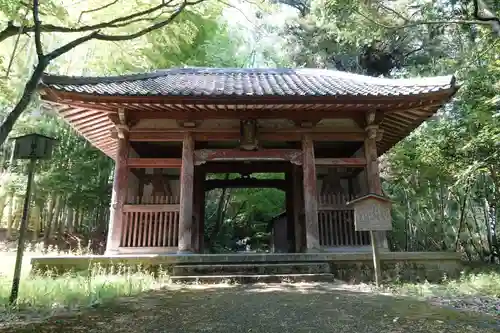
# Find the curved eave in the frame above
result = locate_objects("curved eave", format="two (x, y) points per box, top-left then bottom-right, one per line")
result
(39, 76), (458, 160)
(39, 85), (458, 105)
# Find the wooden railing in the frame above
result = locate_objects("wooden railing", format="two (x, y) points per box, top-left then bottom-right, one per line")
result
(318, 194), (370, 247)
(120, 196), (180, 249)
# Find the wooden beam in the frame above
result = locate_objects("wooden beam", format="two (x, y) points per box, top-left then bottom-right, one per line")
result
(195, 149), (302, 164)
(364, 111), (383, 286)
(128, 129), (365, 143)
(178, 133), (194, 253)
(193, 166), (205, 253)
(302, 134), (320, 251)
(285, 170), (295, 252)
(127, 158), (182, 169)
(315, 158), (366, 167)
(105, 134), (129, 254)
(204, 178), (286, 191)
(292, 165), (304, 252)
(123, 204), (179, 212)
(203, 162), (291, 174)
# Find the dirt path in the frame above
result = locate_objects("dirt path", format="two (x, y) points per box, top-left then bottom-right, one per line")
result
(2, 283), (499, 333)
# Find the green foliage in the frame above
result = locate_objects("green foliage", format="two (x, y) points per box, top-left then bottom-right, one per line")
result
(0, 0), (261, 243)
(0, 264), (168, 312)
(204, 173), (285, 252)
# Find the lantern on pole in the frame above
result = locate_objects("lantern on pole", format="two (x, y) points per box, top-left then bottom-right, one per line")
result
(8, 133), (56, 305)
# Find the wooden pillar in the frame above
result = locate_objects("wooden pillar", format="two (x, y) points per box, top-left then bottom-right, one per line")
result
(292, 165), (304, 252)
(285, 168), (295, 252)
(178, 133), (194, 253)
(302, 134), (320, 251)
(192, 166), (205, 253)
(364, 119), (383, 286)
(198, 176), (206, 253)
(105, 133), (129, 254)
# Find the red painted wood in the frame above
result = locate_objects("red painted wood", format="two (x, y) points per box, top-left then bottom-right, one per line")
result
(364, 136), (383, 195)
(123, 204), (180, 212)
(127, 158), (182, 169)
(195, 149), (302, 164)
(302, 134), (320, 251)
(178, 133), (194, 252)
(128, 130), (365, 143)
(105, 134), (129, 253)
(314, 158), (367, 167)
(292, 165), (303, 252)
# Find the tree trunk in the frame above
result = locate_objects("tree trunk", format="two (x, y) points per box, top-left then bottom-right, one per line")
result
(5, 193), (15, 239)
(208, 174), (230, 250)
(43, 195), (56, 248)
(66, 206), (74, 233)
(52, 195), (63, 235)
(0, 192), (8, 228)
(0, 62), (48, 146)
(32, 204), (42, 241)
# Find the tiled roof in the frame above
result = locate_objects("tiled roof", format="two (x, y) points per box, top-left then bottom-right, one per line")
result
(41, 67), (456, 98)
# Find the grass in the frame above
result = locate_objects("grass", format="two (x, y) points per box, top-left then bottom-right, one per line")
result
(0, 241), (170, 317)
(383, 271), (500, 298)
(0, 266), (170, 312)
(0, 239), (499, 328)
(1, 283), (499, 333)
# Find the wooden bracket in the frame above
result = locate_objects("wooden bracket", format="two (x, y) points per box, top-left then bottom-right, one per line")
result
(358, 110), (385, 129)
(114, 108), (129, 139)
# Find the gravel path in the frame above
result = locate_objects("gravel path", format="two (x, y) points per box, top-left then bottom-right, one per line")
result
(1, 283), (499, 333)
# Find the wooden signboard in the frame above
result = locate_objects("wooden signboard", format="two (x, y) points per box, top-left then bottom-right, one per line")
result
(347, 194), (392, 231)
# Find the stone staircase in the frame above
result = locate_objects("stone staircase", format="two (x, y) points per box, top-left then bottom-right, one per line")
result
(170, 262), (335, 284)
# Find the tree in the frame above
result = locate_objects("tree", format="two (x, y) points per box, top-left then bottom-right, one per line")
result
(280, 0), (499, 76)
(0, 0), (207, 147)
(0, 0), (254, 250)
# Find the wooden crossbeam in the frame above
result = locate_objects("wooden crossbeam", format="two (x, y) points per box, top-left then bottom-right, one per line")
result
(127, 158), (182, 169)
(204, 178), (286, 191)
(314, 158), (366, 167)
(128, 130), (365, 142)
(195, 149), (302, 164)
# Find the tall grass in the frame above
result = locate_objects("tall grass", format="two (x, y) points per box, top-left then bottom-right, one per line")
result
(0, 265), (170, 312)
(0, 241), (171, 314)
(383, 271), (500, 298)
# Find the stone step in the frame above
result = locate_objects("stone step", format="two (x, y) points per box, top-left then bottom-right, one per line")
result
(172, 262), (331, 276)
(170, 273), (335, 284)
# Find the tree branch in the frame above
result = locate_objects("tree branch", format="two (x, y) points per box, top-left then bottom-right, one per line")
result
(0, 0), (206, 148)
(376, 3), (410, 23)
(46, 31), (99, 61)
(356, 0), (499, 36)
(77, 0), (120, 24)
(0, 0), (178, 44)
(93, 3), (186, 41)
(356, 8), (493, 30)
(32, 0), (43, 58)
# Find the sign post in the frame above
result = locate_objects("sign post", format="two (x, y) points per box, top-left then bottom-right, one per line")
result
(347, 193), (392, 286)
(8, 134), (56, 306)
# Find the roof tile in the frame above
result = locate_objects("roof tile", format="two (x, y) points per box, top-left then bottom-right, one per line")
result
(40, 67), (456, 98)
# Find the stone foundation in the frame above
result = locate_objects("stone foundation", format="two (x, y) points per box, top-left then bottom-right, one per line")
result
(31, 251), (463, 283)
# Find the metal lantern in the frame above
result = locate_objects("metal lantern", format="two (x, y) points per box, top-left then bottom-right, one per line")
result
(347, 193), (392, 231)
(11, 133), (57, 160)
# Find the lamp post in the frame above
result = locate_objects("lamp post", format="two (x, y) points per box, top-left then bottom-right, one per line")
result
(8, 133), (56, 306)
